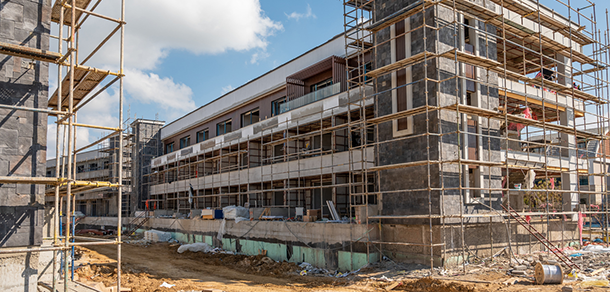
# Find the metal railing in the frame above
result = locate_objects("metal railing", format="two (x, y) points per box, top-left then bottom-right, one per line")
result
(280, 83), (341, 114)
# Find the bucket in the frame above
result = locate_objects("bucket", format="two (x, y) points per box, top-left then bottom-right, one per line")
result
(534, 262), (563, 285)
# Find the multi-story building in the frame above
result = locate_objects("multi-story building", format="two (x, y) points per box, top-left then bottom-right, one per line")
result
(146, 0), (610, 266)
(45, 119), (164, 217)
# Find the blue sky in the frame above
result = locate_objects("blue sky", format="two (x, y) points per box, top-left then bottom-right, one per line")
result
(48, 0), (345, 158)
(130, 1), (346, 121)
(47, 0), (610, 159)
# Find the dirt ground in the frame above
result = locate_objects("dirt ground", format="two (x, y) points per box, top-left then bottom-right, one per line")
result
(75, 242), (609, 292)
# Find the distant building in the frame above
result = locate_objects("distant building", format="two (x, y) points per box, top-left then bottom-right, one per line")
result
(45, 119), (164, 217)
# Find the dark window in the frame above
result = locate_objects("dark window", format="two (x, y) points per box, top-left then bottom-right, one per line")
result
(179, 136), (190, 149)
(217, 119), (232, 136)
(579, 175), (589, 186)
(271, 97), (286, 116)
(241, 108), (260, 127)
(577, 142), (587, 149)
(196, 129), (209, 143)
(165, 142), (174, 154)
(89, 163), (98, 171)
(310, 78), (333, 92)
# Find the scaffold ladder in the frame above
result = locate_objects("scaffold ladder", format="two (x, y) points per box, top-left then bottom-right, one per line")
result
(502, 205), (580, 271)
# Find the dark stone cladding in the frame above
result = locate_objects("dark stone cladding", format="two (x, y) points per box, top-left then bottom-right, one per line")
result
(372, 0), (501, 223)
(0, 0), (51, 248)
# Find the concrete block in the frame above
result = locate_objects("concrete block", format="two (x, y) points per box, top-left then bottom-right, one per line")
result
(0, 128), (19, 148)
(1, 2), (24, 23)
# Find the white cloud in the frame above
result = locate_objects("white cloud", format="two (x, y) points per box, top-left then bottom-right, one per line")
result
(76, 0), (283, 71)
(47, 0), (282, 158)
(285, 4), (316, 21)
(221, 85), (234, 94)
(47, 88), (118, 159)
(124, 69), (195, 119)
(250, 50), (270, 64)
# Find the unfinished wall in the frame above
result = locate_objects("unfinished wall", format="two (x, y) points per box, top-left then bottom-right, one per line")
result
(0, 0), (50, 291)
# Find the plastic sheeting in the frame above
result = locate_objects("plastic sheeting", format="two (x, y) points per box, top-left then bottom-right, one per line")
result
(177, 242), (213, 254)
(223, 206), (249, 220)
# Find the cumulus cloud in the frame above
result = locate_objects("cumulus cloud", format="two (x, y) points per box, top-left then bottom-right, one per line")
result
(285, 4), (316, 21)
(124, 69), (195, 118)
(48, 0), (282, 158)
(77, 0), (283, 71)
(46, 88), (118, 159)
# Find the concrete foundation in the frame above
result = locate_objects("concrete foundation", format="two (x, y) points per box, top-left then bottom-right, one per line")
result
(80, 216), (578, 269)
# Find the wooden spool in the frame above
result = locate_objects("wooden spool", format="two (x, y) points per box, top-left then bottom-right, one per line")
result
(534, 262), (563, 285)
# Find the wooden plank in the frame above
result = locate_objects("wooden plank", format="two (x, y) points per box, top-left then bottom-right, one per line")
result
(48, 67), (109, 109)
(51, 0), (93, 25)
(0, 41), (62, 63)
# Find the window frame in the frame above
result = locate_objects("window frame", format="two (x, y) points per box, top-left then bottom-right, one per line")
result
(179, 136), (191, 149)
(196, 129), (209, 143)
(310, 78), (333, 92)
(216, 119), (232, 136)
(165, 142), (174, 154)
(241, 108), (260, 127)
(271, 97), (286, 116)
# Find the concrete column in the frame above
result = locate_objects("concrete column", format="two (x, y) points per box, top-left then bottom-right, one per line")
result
(556, 53), (572, 87)
(86, 200), (92, 216)
(560, 109), (578, 212)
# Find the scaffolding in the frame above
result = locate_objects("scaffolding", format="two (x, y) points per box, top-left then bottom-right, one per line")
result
(344, 0), (610, 270)
(141, 0), (610, 272)
(0, 1), (125, 291)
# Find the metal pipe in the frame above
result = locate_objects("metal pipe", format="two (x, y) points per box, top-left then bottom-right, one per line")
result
(75, 131), (118, 153)
(62, 2), (125, 24)
(117, 1), (126, 291)
(55, 122), (121, 132)
(81, 23), (121, 65)
(0, 104), (67, 115)
(0, 246), (70, 255)
(69, 241), (118, 246)
(64, 2), (76, 290)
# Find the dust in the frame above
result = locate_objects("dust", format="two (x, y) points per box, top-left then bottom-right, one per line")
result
(396, 277), (477, 292)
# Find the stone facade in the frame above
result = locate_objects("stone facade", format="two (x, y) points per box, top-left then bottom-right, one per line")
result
(0, 0), (51, 291)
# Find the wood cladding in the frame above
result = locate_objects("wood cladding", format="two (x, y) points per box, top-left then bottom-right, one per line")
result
(287, 55), (346, 100)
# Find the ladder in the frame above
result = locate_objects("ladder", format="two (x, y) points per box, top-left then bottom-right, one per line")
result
(501, 204), (580, 270)
(326, 201), (340, 221)
(124, 212), (150, 236)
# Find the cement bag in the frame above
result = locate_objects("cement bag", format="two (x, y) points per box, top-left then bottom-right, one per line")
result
(177, 242), (212, 254)
(223, 206), (248, 220)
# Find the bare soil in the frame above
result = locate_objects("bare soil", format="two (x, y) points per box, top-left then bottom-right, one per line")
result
(75, 242), (609, 292)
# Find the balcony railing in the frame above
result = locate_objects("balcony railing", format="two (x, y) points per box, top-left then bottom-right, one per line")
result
(280, 83), (340, 114)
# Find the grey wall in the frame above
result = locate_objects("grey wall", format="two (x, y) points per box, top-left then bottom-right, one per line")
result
(0, 0), (50, 291)
(373, 1), (502, 222)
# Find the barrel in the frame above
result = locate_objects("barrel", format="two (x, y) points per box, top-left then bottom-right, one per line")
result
(534, 262), (563, 284)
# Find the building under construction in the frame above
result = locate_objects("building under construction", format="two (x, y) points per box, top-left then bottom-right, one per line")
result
(143, 0), (609, 270)
(1, 0), (610, 291)
(45, 118), (164, 218)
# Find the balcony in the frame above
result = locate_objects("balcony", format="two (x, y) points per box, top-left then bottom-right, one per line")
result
(280, 83), (340, 114)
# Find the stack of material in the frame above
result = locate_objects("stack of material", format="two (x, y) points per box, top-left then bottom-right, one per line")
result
(144, 230), (172, 242)
(223, 206), (248, 220)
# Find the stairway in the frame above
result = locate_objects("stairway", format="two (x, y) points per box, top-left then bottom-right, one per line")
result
(124, 212), (150, 236)
(502, 204), (580, 270)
